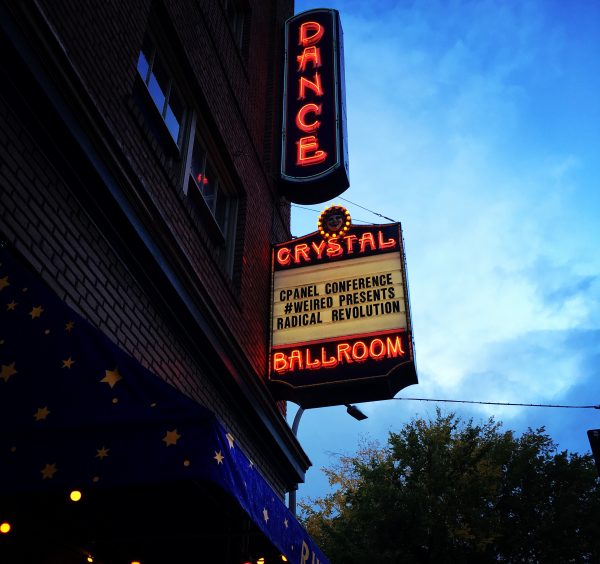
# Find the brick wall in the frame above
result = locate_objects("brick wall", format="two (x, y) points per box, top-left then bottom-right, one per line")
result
(0, 0), (299, 494)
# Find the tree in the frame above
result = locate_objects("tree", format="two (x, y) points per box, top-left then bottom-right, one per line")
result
(300, 410), (600, 563)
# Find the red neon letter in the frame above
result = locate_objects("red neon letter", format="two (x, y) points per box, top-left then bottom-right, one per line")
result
(305, 348), (321, 369)
(352, 341), (369, 361)
(295, 103), (322, 133)
(311, 240), (327, 259)
(294, 243), (311, 263)
(370, 338), (386, 359)
(337, 342), (352, 364)
(289, 349), (303, 371)
(378, 230), (397, 249)
(298, 74), (323, 100)
(299, 21), (324, 46)
(386, 335), (405, 357)
(297, 46), (322, 72)
(326, 239), (343, 258)
(273, 352), (289, 373)
(321, 347), (338, 368)
(344, 234), (358, 254)
(276, 247), (291, 267)
(296, 136), (327, 166)
(359, 232), (377, 253)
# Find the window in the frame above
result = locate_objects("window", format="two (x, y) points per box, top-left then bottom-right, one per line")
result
(183, 122), (238, 276)
(224, 0), (249, 54)
(137, 35), (185, 146)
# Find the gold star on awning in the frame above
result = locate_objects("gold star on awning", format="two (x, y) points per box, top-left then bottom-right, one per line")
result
(95, 446), (110, 459)
(65, 320), (75, 332)
(0, 362), (17, 383)
(0, 276), (9, 292)
(100, 367), (122, 388)
(162, 429), (181, 447)
(29, 305), (44, 319)
(41, 463), (58, 480)
(213, 450), (224, 464)
(6, 300), (17, 311)
(62, 357), (75, 369)
(34, 406), (50, 421)
(226, 432), (235, 449)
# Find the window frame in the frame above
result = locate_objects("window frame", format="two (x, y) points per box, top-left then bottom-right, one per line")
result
(136, 34), (185, 148)
(182, 114), (239, 278)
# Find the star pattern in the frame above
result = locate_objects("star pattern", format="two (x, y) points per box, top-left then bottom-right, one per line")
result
(62, 357), (75, 369)
(0, 247), (328, 564)
(0, 362), (17, 383)
(41, 463), (58, 480)
(34, 406), (50, 421)
(162, 429), (181, 447)
(29, 305), (44, 319)
(100, 367), (122, 388)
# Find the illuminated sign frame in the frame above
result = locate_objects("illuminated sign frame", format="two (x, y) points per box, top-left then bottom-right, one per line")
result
(269, 221), (417, 408)
(280, 9), (350, 204)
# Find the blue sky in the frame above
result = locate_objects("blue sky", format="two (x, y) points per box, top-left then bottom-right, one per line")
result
(289, 0), (600, 505)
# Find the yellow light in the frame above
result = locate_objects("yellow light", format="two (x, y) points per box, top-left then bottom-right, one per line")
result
(281, 556), (288, 562)
(131, 561), (142, 564)
(87, 556), (94, 563)
(257, 558), (265, 564)
(69, 490), (82, 502)
(0, 522), (11, 534)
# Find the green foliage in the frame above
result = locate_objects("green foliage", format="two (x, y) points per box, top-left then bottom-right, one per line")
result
(300, 410), (600, 563)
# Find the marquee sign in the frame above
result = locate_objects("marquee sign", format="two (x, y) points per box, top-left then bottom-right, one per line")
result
(280, 9), (350, 204)
(269, 207), (417, 408)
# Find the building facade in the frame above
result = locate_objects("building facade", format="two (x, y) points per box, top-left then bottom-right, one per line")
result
(0, 0), (324, 562)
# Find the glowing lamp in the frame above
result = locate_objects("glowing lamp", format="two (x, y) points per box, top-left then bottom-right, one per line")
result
(0, 522), (11, 534)
(69, 490), (82, 502)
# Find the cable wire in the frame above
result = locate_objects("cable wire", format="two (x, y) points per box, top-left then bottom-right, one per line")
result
(338, 196), (398, 223)
(290, 203), (374, 225)
(393, 397), (600, 409)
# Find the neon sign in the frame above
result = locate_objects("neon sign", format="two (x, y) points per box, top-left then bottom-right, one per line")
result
(272, 333), (406, 374)
(275, 227), (398, 269)
(280, 9), (350, 204)
(269, 217), (418, 408)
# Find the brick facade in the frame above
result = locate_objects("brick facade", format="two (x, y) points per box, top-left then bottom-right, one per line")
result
(0, 0), (306, 499)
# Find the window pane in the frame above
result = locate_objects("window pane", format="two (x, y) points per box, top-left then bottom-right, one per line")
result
(138, 35), (154, 83)
(169, 87), (184, 122)
(202, 160), (217, 213)
(215, 189), (229, 232)
(165, 105), (180, 143)
(150, 55), (170, 114)
(137, 51), (150, 82)
(148, 73), (166, 116)
(165, 88), (184, 143)
(190, 142), (206, 190)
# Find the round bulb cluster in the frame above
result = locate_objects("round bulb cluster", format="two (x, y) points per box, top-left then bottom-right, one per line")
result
(317, 205), (351, 239)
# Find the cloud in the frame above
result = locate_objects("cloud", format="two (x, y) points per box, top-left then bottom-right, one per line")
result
(291, 0), (600, 483)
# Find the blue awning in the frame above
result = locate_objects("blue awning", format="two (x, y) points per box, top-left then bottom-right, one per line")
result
(0, 246), (328, 563)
